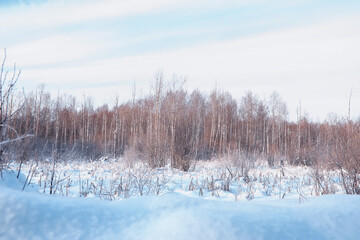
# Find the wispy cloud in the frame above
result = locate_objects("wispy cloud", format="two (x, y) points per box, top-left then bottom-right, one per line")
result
(1, 0), (360, 120)
(3, 0), (276, 65)
(1, 0), (185, 28)
(7, 34), (106, 67)
(15, 16), (360, 120)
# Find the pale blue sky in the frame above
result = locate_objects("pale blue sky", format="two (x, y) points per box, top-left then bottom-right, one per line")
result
(1, 0), (360, 121)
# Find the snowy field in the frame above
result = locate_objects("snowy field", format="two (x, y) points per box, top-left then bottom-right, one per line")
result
(1, 159), (360, 240)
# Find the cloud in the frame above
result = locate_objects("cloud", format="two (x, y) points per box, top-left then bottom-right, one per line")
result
(16, 16), (360, 120)
(6, 34), (107, 67)
(0, 0), (196, 31)
(2, 0), (360, 120)
(2, 0), (274, 67)
(0, 0), (286, 33)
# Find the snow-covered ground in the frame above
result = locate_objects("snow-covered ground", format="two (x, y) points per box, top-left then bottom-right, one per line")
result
(1, 160), (360, 240)
(6, 159), (344, 201)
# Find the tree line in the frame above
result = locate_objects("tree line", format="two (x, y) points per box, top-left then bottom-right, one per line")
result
(0, 71), (354, 173)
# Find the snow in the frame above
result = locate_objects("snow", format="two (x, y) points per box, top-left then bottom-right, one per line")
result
(1, 167), (360, 240)
(5, 159), (345, 201)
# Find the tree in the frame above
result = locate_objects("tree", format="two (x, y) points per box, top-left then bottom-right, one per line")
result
(239, 91), (259, 157)
(143, 72), (167, 168)
(328, 118), (360, 194)
(268, 91), (288, 164)
(0, 49), (32, 177)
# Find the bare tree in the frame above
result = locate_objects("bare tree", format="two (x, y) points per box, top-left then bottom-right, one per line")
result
(0, 49), (32, 177)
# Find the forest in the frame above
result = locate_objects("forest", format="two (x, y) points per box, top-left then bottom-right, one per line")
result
(1, 55), (359, 194)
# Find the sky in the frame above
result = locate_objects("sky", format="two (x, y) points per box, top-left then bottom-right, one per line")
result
(0, 0), (360, 121)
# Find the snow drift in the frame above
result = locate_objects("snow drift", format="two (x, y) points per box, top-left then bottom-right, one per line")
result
(1, 170), (360, 240)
